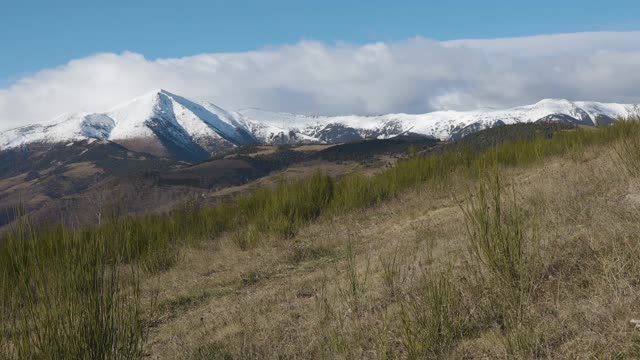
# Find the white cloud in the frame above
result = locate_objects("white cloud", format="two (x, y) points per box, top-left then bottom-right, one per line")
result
(2, 32), (640, 130)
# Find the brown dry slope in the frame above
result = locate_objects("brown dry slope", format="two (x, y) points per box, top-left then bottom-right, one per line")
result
(141, 144), (640, 359)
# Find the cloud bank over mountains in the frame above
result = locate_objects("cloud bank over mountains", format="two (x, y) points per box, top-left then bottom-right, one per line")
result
(1, 31), (640, 130)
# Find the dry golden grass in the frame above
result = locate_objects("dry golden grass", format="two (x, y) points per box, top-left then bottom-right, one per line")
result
(143, 183), (460, 358)
(208, 160), (358, 200)
(292, 144), (337, 152)
(5, 130), (633, 359)
(61, 161), (102, 178)
(0, 173), (31, 193)
(134, 140), (640, 359)
(144, 141), (640, 359)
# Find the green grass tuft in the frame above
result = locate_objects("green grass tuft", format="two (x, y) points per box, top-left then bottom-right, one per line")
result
(400, 273), (466, 359)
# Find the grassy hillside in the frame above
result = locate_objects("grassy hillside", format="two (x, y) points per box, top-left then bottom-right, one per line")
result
(3, 120), (640, 358)
(0, 135), (437, 230)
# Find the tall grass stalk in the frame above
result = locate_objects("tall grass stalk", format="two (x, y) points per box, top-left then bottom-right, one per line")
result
(0, 215), (145, 359)
(400, 274), (465, 359)
(380, 246), (406, 301)
(337, 242), (370, 314)
(463, 171), (542, 329)
(614, 119), (640, 177)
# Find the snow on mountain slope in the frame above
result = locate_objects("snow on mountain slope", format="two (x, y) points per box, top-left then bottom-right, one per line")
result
(239, 99), (639, 143)
(105, 89), (255, 144)
(0, 112), (115, 149)
(1, 90), (638, 161)
(0, 89), (257, 161)
(239, 108), (410, 143)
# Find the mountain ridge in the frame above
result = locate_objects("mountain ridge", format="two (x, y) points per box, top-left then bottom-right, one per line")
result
(1, 89), (638, 161)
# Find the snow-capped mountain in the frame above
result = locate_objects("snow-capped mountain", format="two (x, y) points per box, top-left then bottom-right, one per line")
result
(1, 89), (638, 161)
(239, 98), (639, 143)
(0, 90), (256, 161)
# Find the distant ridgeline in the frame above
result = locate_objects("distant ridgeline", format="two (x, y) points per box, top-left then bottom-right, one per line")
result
(0, 89), (637, 161)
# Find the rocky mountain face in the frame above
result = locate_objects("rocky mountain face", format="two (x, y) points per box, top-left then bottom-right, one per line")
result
(1, 90), (637, 161)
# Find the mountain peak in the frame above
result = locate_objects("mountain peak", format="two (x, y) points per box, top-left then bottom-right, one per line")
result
(156, 88), (180, 98)
(528, 98), (569, 106)
(114, 88), (176, 107)
(148, 88), (172, 96)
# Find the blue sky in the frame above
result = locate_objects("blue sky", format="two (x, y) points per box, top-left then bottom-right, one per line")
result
(2, 0), (640, 129)
(2, 0), (639, 84)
